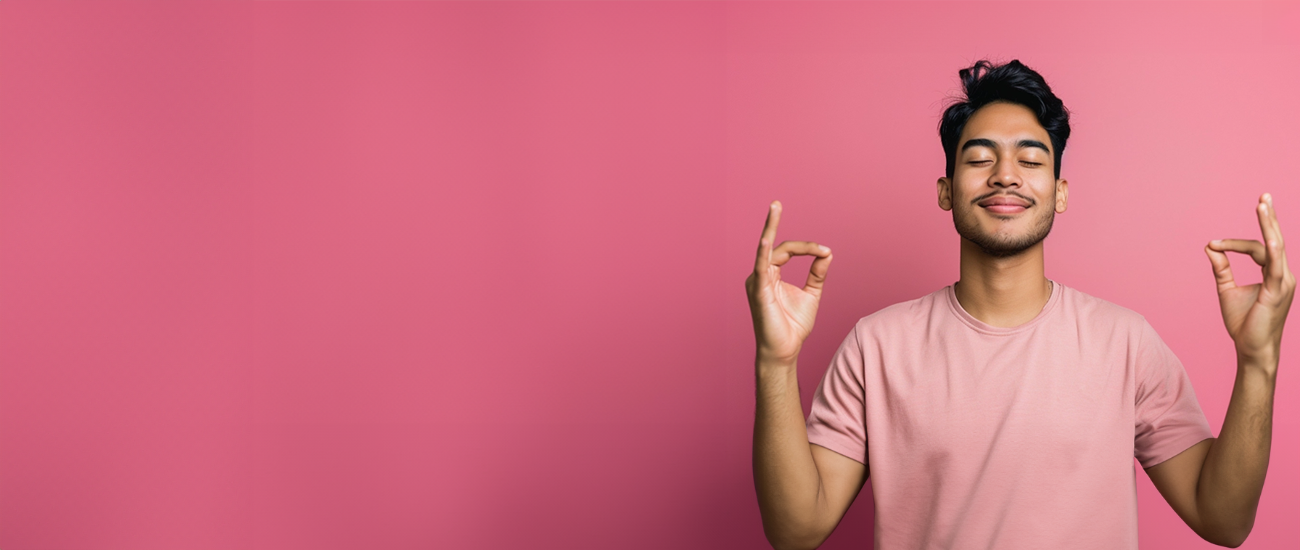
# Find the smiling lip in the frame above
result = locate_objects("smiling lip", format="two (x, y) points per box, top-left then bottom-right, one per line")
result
(983, 204), (1027, 214)
(977, 195), (1031, 214)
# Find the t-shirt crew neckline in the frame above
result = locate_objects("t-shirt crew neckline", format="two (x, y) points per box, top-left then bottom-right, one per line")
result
(945, 279), (1063, 336)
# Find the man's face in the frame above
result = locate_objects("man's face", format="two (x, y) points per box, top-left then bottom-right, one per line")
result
(937, 101), (1068, 258)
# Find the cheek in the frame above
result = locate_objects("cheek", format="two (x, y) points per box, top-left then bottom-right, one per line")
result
(951, 180), (980, 202)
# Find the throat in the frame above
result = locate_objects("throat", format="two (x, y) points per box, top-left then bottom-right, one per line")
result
(954, 278), (1053, 328)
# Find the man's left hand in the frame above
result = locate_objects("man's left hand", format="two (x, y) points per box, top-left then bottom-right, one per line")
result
(1205, 193), (1297, 368)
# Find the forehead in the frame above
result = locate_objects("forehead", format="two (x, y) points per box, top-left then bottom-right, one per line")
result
(959, 102), (1051, 151)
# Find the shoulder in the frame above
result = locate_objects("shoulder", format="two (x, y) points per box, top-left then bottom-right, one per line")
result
(1057, 284), (1159, 346)
(1058, 283), (1149, 328)
(849, 287), (948, 338)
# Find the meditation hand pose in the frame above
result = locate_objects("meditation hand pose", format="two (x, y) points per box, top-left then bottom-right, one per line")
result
(746, 59), (1293, 550)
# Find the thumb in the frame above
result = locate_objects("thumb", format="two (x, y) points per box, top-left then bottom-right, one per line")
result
(804, 253), (832, 298)
(1206, 243), (1237, 292)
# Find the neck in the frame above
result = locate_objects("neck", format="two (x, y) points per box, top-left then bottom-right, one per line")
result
(953, 237), (1053, 328)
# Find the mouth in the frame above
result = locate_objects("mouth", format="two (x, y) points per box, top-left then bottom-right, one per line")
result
(981, 204), (1028, 214)
(976, 195), (1032, 214)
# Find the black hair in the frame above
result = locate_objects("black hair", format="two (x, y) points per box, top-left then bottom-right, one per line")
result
(939, 59), (1071, 179)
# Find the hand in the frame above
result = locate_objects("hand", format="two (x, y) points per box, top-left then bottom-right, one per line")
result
(745, 201), (833, 366)
(1205, 193), (1296, 366)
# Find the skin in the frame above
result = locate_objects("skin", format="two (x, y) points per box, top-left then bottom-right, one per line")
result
(747, 101), (1291, 549)
(937, 101), (1067, 328)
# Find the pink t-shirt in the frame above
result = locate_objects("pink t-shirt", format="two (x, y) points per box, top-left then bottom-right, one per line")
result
(805, 280), (1213, 549)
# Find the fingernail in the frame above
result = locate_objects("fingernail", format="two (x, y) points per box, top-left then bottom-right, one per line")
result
(1212, 239), (1222, 245)
(1265, 193), (1273, 203)
(819, 245), (830, 253)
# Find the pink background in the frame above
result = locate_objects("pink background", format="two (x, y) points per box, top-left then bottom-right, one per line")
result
(1, 1), (1298, 548)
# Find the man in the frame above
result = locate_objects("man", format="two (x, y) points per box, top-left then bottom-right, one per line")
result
(746, 59), (1292, 549)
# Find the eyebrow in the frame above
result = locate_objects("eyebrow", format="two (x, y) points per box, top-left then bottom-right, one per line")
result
(961, 138), (1051, 154)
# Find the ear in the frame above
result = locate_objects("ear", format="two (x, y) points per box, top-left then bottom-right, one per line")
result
(1055, 179), (1069, 213)
(937, 177), (953, 211)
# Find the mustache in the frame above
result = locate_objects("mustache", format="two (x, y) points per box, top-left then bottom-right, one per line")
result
(971, 191), (1036, 206)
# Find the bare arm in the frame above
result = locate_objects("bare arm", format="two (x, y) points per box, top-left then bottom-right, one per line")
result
(754, 360), (868, 550)
(746, 201), (867, 550)
(1146, 193), (1293, 547)
(1146, 359), (1275, 547)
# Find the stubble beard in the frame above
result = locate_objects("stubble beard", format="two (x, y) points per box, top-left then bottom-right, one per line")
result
(953, 197), (1055, 258)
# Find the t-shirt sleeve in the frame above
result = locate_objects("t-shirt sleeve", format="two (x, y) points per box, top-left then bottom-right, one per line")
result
(805, 325), (867, 465)
(1133, 319), (1214, 468)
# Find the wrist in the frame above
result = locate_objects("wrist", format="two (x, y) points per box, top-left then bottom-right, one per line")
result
(754, 360), (800, 399)
(756, 353), (798, 372)
(1236, 349), (1279, 377)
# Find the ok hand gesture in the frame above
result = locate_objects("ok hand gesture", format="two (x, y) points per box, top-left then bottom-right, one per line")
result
(1205, 193), (1296, 368)
(745, 201), (833, 366)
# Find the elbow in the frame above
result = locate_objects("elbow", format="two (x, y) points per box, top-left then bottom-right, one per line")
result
(1198, 521), (1253, 548)
(1214, 530), (1250, 549)
(1210, 535), (1246, 549)
(762, 520), (829, 550)
(1194, 499), (1259, 548)
(765, 536), (823, 550)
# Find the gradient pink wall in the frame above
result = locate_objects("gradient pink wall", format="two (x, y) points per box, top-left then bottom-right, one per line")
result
(1, 1), (1298, 548)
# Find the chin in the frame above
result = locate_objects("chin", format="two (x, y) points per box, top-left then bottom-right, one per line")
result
(953, 208), (1055, 256)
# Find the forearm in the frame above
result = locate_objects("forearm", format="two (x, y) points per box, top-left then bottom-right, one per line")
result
(753, 359), (827, 550)
(1196, 355), (1277, 546)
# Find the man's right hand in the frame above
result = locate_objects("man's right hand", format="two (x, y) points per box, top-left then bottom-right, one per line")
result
(748, 201), (863, 550)
(745, 200), (833, 365)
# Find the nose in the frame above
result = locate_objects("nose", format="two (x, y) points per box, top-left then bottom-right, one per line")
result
(990, 158), (1022, 188)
